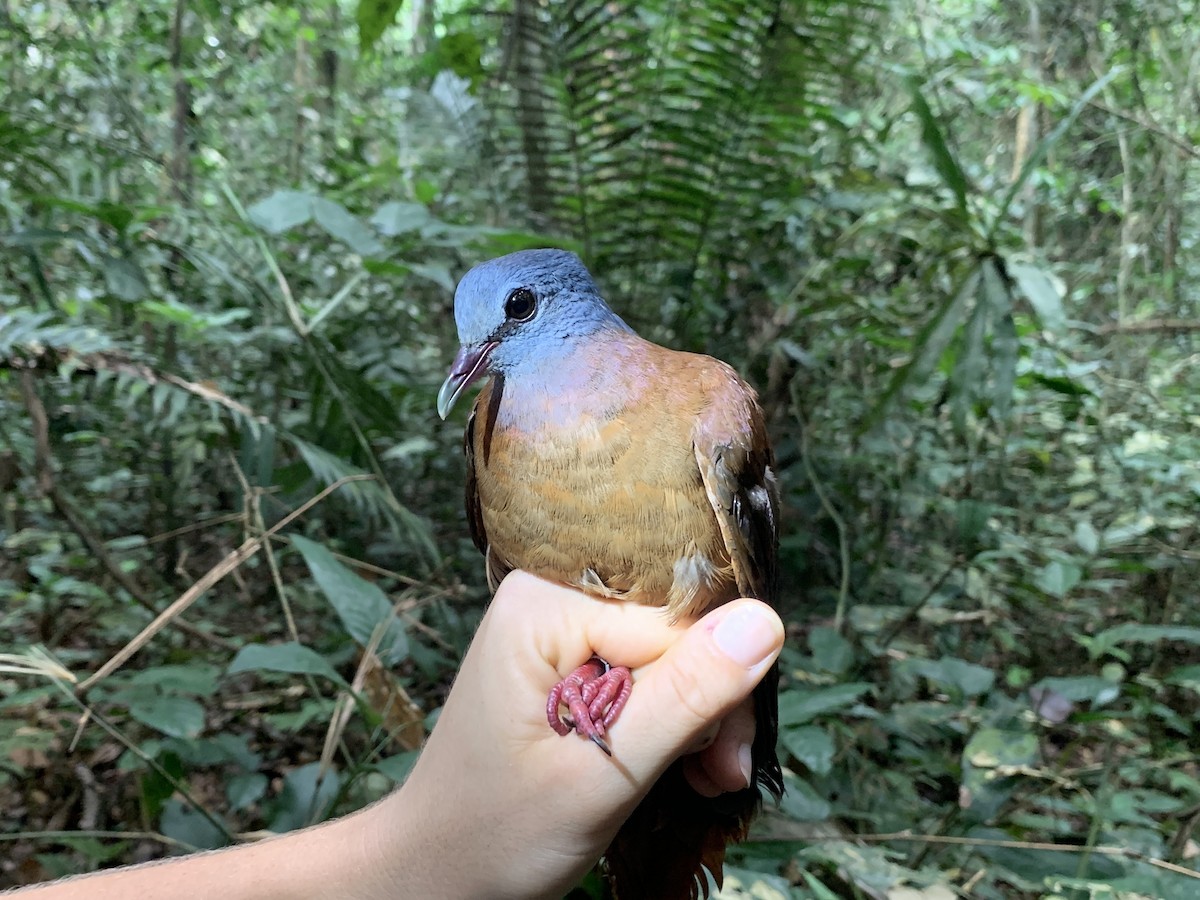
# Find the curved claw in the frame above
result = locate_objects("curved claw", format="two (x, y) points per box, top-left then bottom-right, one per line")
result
(546, 656), (633, 753)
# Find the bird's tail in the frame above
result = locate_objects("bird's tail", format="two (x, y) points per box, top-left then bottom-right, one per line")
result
(603, 665), (783, 900)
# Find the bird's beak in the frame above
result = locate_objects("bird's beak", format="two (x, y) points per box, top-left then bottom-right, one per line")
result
(437, 341), (497, 420)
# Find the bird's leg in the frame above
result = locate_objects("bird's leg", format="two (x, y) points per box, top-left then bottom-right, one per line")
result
(546, 656), (633, 756)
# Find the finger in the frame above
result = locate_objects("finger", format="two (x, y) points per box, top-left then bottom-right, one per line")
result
(689, 697), (756, 794)
(493, 571), (689, 671)
(604, 599), (783, 784)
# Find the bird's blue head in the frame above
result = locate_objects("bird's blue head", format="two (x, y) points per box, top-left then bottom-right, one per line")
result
(436, 249), (630, 418)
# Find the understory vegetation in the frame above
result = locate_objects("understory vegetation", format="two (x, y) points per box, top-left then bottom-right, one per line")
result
(2, 0), (1199, 897)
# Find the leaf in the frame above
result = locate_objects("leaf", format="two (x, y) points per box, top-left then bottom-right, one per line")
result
(1008, 261), (1066, 332)
(371, 201), (431, 236)
(291, 536), (409, 665)
(127, 695), (206, 739)
(1030, 675), (1121, 707)
(780, 725), (835, 775)
(357, 0), (405, 52)
(960, 727), (1038, 821)
(905, 74), (969, 222)
(160, 799), (229, 851)
(103, 256), (148, 302)
(374, 750), (420, 784)
(311, 197), (384, 256)
(807, 626), (853, 675)
(778, 683), (872, 728)
(778, 772), (831, 821)
(227, 642), (347, 686)
(223, 773), (268, 812)
(247, 190), (314, 233)
(905, 657), (995, 697)
(1035, 560), (1082, 598)
(715, 866), (795, 899)
(981, 256), (1019, 420)
(129, 664), (219, 696)
(268, 762), (340, 832)
(1074, 520), (1100, 555)
(1102, 513), (1156, 545)
(863, 267), (979, 431)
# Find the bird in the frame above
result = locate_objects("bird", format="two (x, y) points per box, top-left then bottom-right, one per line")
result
(437, 248), (782, 899)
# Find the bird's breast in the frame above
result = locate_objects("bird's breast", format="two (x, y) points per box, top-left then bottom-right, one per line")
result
(471, 373), (736, 618)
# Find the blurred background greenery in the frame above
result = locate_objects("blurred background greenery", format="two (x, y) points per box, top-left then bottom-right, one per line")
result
(2, 0), (1199, 895)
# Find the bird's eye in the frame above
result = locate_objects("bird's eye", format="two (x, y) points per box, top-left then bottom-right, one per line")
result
(504, 288), (537, 322)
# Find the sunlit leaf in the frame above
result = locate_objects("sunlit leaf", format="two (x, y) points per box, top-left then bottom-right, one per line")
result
(227, 642), (347, 686)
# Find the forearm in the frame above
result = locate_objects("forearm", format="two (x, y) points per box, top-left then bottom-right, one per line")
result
(10, 798), (418, 900)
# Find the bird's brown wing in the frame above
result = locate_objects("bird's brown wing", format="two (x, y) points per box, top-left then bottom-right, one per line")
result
(605, 375), (784, 900)
(464, 381), (511, 591)
(693, 404), (784, 796)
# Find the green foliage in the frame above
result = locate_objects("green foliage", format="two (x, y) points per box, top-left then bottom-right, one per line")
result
(3, 0), (1200, 896)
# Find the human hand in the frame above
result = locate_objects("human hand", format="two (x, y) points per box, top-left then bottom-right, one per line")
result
(372, 570), (784, 899)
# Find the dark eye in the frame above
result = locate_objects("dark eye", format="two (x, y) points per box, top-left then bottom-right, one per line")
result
(504, 288), (537, 321)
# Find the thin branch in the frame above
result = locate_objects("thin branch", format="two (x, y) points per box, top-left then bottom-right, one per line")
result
(77, 474), (375, 693)
(1093, 318), (1200, 336)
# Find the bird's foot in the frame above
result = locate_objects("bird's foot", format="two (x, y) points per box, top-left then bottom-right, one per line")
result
(546, 656), (633, 756)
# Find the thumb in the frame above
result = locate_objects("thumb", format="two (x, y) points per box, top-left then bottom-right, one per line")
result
(610, 599), (784, 780)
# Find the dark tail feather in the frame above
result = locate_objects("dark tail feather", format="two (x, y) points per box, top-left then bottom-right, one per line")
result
(604, 669), (782, 900)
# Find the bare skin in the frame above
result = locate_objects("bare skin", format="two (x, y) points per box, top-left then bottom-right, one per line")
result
(11, 571), (784, 900)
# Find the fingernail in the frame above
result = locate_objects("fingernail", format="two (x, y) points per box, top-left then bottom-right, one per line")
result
(738, 742), (753, 789)
(712, 604), (779, 668)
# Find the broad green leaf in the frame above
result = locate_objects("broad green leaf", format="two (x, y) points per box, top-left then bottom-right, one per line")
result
(374, 750), (420, 784)
(160, 798), (229, 851)
(778, 683), (872, 728)
(980, 256), (1018, 421)
(961, 727), (1038, 821)
(905, 657), (995, 697)
(1008, 261), (1065, 332)
(780, 725), (835, 775)
(127, 695), (206, 739)
(227, 642), (347, 686)
(956, 499), (991, 542)
(950, 266), (993, 431)
(269, 762), (340, 832)
(357, 0), (405, 52)
(291, 535), (409, 664)
(807, 626), (853, 675)
(407, 260), (455, 291)
(1102, 513), (1155, 545)
(1166, 665), (1200, 694)
(311, 197), (384, 256)
(226, 773), (268, 811)
(862, 268), (978, 431)
(371, 201), (431, 236)
(1074, 520), (1100, 554)
(248, 190), (314, 233)
(715, 866), (794, 899)
(130, 664), (219, 696)
(778, 772), (831, 821)
(1031, 675), (1121, 707)
(1035, 560), (1082, 598)
(103, 256), (148, 302)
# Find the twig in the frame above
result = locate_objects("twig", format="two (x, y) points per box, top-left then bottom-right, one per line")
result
(1093, 318), (1200, 336)
(797, 410), (851, 632)
(842, 831), (1200, 881)
(77, 474), (375, 692)
(877, 558), (961, 649)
